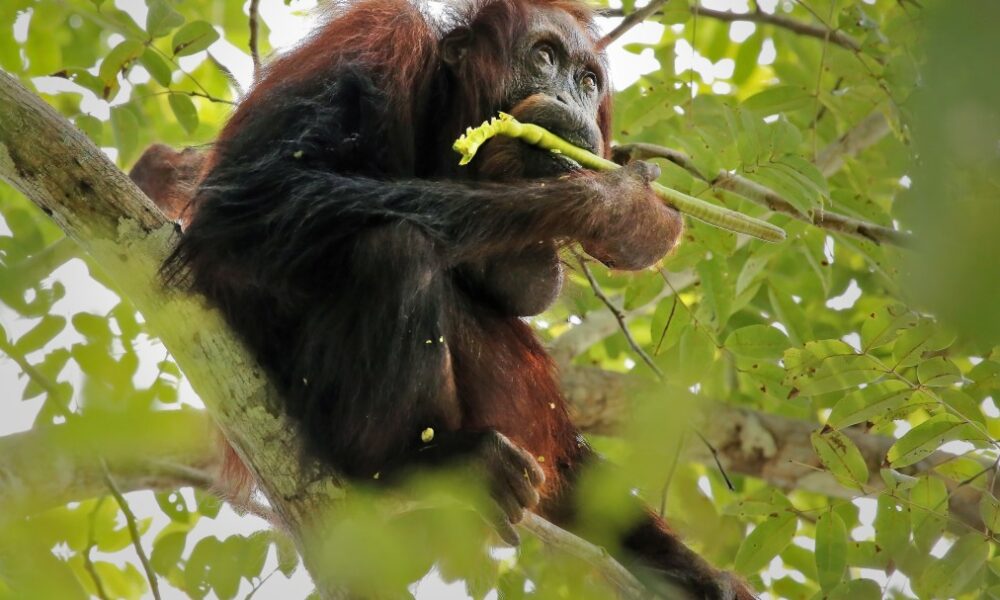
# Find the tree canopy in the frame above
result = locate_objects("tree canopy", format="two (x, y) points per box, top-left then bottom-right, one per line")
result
(1, 0), (998, 599)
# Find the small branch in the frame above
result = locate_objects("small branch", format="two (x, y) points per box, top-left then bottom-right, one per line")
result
(613, 140), (911, 247)
(102, 461), (162, 600)
(248, 0), (262, 76)
(598, 0), (672, 49)
(575, 253), (663, 379)
(692, 5), (862, 53)
(599, 4), (864, 54)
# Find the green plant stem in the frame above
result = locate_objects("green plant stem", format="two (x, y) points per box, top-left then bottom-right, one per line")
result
(454, 113), (786, 243)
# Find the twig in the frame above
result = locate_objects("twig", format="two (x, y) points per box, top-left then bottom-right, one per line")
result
(653, 296), (678, 355)
(84, 498), (111, 600)
(694, 431), (734, 491)
(575, 253), (664, 379)
(101, 461), (162, 600)
(659, 433), (686, 517)
(245, 567), (279, 599)
(613, 140), (911, 247)
(598, 0), (672, 49)
(248, 0), (262, 76)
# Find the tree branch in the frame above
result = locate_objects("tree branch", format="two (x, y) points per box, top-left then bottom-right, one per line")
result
(598, 0), (671, 49)
(599, 4), (865, 54)
(557, 363), (997, 533)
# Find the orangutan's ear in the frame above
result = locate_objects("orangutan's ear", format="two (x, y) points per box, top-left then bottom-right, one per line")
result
(441, 26), (472, 67)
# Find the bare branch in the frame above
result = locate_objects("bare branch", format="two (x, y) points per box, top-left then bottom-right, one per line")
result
(574, 253), (663, 378)
(613, 139), (910, 247)
(598, 0), (671, 49)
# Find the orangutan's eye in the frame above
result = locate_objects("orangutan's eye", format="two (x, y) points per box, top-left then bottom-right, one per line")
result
(580, 72), (599, 93)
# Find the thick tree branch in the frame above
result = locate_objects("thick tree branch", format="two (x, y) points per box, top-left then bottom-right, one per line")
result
(614, 135), (910, 247)
(0, 71), (651, 600)
(557, 364), (996, 533)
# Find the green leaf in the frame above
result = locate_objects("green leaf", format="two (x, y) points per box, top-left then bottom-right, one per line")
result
(874, 495), (909, 556)
(274, 532), (300, 577)
(156, 490), (191, 522)
(916, 357), (962, 387)
(732, 32), (764, 85)
(910, 476), (948, 552)
(98, 39), (145, 88)
(111, 106), (140, 165)
(169, 93), (199, 133)
(811, 428), (869, 491)
(72, 312), (112, 342)
(141, 48), (173, 87)
(75, 115), (104, 144)
(815, 512), (848, 591)
(733, 512), (796, 575)
(860, 303), (915, 352)
(887, 413), (986, 468)
(742, 85), (812, 114)
(827, 381), (912, 428)
(146, 0), (185, 38)
(980, 493), (1000, 534)
(172, 21), (220, 57)
(892, 321), (954, 368)
(725, 325), (789, 359)
(150, 532), (187, 576)
(826, 579), (883, 600)
(919, 533), (989, 598)
(788, 354), (882, 396)
(13, 315), (66, 354)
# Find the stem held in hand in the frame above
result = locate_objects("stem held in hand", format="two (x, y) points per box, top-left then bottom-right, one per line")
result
(453, 113), (786, 243)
